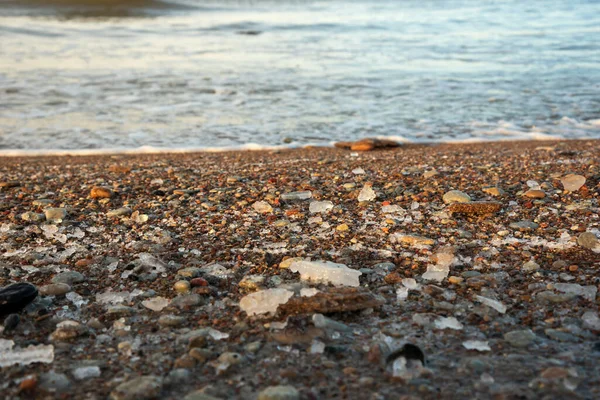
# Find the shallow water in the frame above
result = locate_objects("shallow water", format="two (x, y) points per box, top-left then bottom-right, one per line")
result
(1, 0), (599, 152)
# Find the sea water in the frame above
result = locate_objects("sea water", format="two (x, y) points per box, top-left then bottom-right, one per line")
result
(0, 0), (599, 153)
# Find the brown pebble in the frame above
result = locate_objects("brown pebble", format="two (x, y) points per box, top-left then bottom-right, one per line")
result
(19, 376), (37, 393)
(190, 277), (209, 287)
(524, 189), (546, 199)
(174, 354), (197, 369)
(568, 265), (578, 272)
(448, 201), (502, 215)
(90, 186), (113, 199)
(384, 272), (403, 284)
(540, 367), (570, 380)
(108, 165), (131, 173)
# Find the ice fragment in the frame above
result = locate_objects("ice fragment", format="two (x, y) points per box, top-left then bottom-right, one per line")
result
(0, 339), (54, 367)
(289, 260), (361, 287)
(239, 288), (294, 316)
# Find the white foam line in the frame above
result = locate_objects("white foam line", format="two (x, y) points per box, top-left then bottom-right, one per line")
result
(0, 135), (592, 158)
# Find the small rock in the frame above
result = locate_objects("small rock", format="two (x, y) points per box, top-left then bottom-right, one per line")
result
(158, 314), (186, 327)
(72, 366), (101, 380)
(21, 212), (45, 222)
(44, 208), (67, 222)
(174, 280), (191, 293)
(545, 328), (579, 342)
(107, 207), (132, 217)
(110, 376), (163, 400)
(3, 313), (20, 331)
(443, 190), (471, 204)
(561, 174), (586, 192)
(50, 320), (87, 341)
(482, 186), (505, 196)
(39, 371), (71, 393)
(577, 232), (598, 250)
(39, 283), (71, 297)
(280, 191), (312, 201)
(522, 260), (540, 273)
(90, 186), (113, 199)
(253, 201), (273, 213)
(0, 282), (38, 316)
(52, 271), (85, 285)
(142, 296), (170, 312)
(504, 329), (536, 348)
(523, 189), (545, 199)
(309, 201), (334, 214)
(239, 275), (265, 292)
(358, 184), (377, 202)
(170, 294), (204, 309)
(390, 234), (435, 246)
(257, 385), (300, 400)
(448, 201), (502, 215)
(510, 220), (539, 231)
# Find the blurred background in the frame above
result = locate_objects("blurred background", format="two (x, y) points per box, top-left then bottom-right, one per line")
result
(1, 0), (599, 151)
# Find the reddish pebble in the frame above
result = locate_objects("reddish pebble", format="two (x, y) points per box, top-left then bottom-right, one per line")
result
(19, 376), (37, 392)
(190, 277), (208, 287)
(193, 287), (211, 295)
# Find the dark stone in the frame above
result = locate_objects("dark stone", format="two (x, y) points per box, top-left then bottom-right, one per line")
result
(386, 343), (425, 365)
(3, 313), (20, 331)
(0, 282), (38, 316)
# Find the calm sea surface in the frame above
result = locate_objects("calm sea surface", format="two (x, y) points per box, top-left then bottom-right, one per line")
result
(1, 0), (599, 152)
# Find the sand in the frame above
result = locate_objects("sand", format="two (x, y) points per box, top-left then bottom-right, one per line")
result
(0, 139), (599, 399)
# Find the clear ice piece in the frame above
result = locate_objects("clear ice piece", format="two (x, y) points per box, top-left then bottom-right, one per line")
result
(280, 191), (312, 201)
(358, 185), (376, 202)
(309, 201), (334, 214)
(239, 288), (294, 316)
(554, 283), (597, 302)
(463, 340), (491, 352)
(475, 295), (507, 314)
(0, 339), (54, 367)
(142, 296), (170, 312)
(434, 316), (463, 330)
(289, 260), (361, 287)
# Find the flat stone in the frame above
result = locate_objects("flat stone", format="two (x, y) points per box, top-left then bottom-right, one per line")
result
(107, 207), (132, 217)
(443, 190), (471, 204)
(482, 186), (505, 196)
(504, 329), (536, 348)
(177, 267), (202, 278)
(158, 314), (186, 327)
(45, 208), (67, 222)
(277, 287), (383, 317)
(510, 220), (539, 231)
(258, 385), (300, 400)
(171, 294), (204, 310)
(545, 329), (579, 342)
(448, 201), (502, 215)
(110, 376), (163, 400)
(577, 232), (599, 250)
(52, 271), (86, 285)
(523, 189), (545, 199)
(39, 371), (72, 393)
(183, 391), (223, 400)
(561, 174), (586, 192)
(391, 234), (435, 246)
(90, 186), (113, 199)
(21, 212), (45, 222)
(39, 283), (71, 297)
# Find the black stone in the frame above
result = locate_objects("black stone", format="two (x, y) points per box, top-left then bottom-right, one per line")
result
(0, 282), (38, 316)
(3, 313), (20, 331)
(386, 343), (426, 365)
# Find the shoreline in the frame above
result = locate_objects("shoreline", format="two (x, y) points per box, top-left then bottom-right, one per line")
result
(1, 139), (599, 399)
(0, 135), (586, 158)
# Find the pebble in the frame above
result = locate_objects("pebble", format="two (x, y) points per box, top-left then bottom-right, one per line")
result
(504, 329), (536, 347)
(0, 282), (38, 316)
(39, 371), (72, 393)
(257, 385), (300, 400)
(577, 232), (598, 250)
(510, 220), (539, 231)
(110, 376), (163, 400)
(391, 234), (435, 246)
(545, 328), (579, 342)
(448, 201), (502, 215)
(183, 391), (222, 400)
(523, 189), (545, 199)
(3, 313), (20, 331)
(522, 260), (540, 273)
(90, 186), (113, 199)
(443, 190), (471, 204)
(158, 314), (186, 327)
(39, 283), (71, 296)
(177, 267), (202, 278)
(170, 294), (204, 309)
(44, 208), (67, 222)
(253, 201), (273, 213)
(309, 200), (334, 213)
(280, 191), (312, 201)
(142, 296), (170, 311)
(107, 207), (132, 217)
(174, 280), (191, 293)
(72, 366), (101, 380)
(52, 271), (86, 285)
(50, 320), (88, 341)
(482, 186), (505, 196)
(357, 184), (377, 202)
(561, 174), (586, 192)
(21, 211), (45, 222)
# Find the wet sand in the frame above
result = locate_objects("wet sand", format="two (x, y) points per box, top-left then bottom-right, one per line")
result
(1, 139), (599, 399)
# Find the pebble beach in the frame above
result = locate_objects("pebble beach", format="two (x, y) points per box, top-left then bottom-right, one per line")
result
(1, 139), (599, 400)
